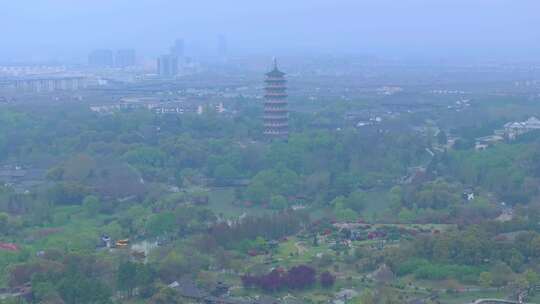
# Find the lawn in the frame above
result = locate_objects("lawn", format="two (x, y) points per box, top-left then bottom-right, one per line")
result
(24, 207), (118, 253)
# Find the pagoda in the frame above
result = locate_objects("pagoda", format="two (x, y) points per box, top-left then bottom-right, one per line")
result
(264, 59), (288, 139)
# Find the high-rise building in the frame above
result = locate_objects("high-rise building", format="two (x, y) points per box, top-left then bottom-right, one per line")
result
(170, 39), (185, 58)
(88, 49), (114, 67)
(157, 54), (178, 77)
(115, 49), (136, 68)
(264, 59), (288, 139)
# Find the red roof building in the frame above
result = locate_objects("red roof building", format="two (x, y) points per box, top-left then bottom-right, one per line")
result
(0, 243), (19, 251)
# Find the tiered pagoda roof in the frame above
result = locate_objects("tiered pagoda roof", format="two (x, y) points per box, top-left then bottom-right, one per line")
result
(263, 59), (288, 139)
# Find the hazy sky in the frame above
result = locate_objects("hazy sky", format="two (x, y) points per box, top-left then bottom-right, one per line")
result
(2, 0), (540, 62)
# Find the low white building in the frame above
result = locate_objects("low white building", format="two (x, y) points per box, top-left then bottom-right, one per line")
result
(503, 116), (540, 140)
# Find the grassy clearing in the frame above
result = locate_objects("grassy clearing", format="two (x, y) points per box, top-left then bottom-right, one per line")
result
(25, 207), (113, 253)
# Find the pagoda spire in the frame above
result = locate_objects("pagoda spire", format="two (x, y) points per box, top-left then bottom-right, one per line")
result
(263, 58), (288, 139)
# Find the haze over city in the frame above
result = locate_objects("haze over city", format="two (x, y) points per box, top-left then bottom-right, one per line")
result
(2, 0), (540, 62)
(2, 1), (540, 304)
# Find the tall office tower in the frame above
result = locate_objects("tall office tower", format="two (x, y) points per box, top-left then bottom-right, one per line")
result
(171, 39), (185, 58)
(263, 59), (288, 139)
(115, 49), (136, 68)
(88, 49), (114, 67)
(157, 54), (178, 77)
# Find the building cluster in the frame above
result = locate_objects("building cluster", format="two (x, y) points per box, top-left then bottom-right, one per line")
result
(446, 99), (471, 111)
(157, 54), (179, 78)
(514, 80), (540, 87)
(88, 49), (136, 68)
(157, 38), (224, 77)
(167, 277), (283, 304)
(0, 65), (67, 77)
(429, 89), (467, 95)
(502, 116), (540, 140)
(11, 76), (87, 92)
(376, 86), (403, 96)
(475, 116), (540, 150)
(89, 96), (227, 116)
(0, 65), (87, 93)
(156, 39), (184, 78)
(0, 164), (46, 194)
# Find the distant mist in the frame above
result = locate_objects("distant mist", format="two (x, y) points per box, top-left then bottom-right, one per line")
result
(1, 0), (539, 62)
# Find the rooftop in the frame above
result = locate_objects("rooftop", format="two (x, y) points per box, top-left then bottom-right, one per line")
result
(265, 59), (285, 78)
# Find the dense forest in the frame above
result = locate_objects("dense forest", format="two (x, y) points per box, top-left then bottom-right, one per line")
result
(1, 98), (540, 304)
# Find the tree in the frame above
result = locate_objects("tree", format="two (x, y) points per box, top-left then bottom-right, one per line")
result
(412, 179), (461, 210)
(157, 251), (209, 283)
(123, 147), (166, 168)
(513, 274), (530, 290)
(117, 261), (138, 297)
(320, 271), (336, 288)
(354, 289), (375, 304)
(94, 163), (146, 199)
(146, 212), (176, 237)
(346, 191), (368, 212)
(479, 272), (493, 287)
(213, 163), (238, 186)
(270, 195), (288, 210)
(529, 236), (540, 258)
(304, 171), (330, 197)
(47, 182), (88, 205)
(31, 278), (62, 303)
(246, 167), (300, 204)
(509, 250), (524, 271)
(330, 196), (347, 208)
(398, 208), (416, 223)
(332, 173), (357, 197)
(0, 212), (9, 234)
(317, 253), (334, 267)
(525, 269), (540, 286)
(286, 265), (316, 289)
(246, 180), (271, 203)
(150, 287), (180, 304)
(388, 186), (403, 211)
(454, 138), (475, 150)
(62, 154), (96, 181)
(56, 273), (112, 304)
(258, 270), (283, 291)
(46, 167), (64, 181)
(437, 131), (448, 145)
(241, 265), (316, 292)
(82, 195), (100, 216)
(334, 207), (358, 222)
(491, 262), (513, 287)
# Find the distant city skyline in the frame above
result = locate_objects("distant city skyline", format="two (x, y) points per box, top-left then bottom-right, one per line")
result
(1, 0), (540, 63)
